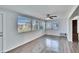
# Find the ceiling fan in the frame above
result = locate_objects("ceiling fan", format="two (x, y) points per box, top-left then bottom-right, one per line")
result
(46, 14), (57, 19)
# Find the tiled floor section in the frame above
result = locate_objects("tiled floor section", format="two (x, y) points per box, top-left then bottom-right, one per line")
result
(7, 35), (79, 53)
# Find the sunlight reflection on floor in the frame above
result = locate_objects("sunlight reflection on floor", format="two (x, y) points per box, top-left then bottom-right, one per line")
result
(45, 38), (59, 52)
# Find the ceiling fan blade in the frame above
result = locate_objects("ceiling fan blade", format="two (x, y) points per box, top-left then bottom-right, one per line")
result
(49, 17), (53, 19)
(51, 16), (57, 17)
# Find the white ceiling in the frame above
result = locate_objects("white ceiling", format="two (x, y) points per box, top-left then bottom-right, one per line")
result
(0, 5), (75, 20)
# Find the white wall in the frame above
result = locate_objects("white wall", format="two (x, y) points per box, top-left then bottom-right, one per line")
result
(77, 17), (79, 33)
(46, 19), (67, 36)
(0, 9), (45, 52)
(67, 19), (72, 42)
(60, 19), (68, 33)
(45, 30), (60, 36)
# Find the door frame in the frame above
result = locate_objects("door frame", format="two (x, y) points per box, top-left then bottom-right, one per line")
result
(0, 12), (6, 53)
(68, 16), (79, 42)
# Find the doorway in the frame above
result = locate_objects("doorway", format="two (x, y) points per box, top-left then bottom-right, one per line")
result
(72, 20), (78, 42)
(0, 13), (3, 52)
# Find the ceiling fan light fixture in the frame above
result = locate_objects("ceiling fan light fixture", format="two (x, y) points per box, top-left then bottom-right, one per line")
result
(45, 17), (51, 20)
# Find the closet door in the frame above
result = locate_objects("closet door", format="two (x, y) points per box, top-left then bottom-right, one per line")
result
(0, 14), (3, 53)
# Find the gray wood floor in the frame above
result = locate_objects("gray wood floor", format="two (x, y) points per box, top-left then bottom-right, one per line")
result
(7, 35), (79, 53)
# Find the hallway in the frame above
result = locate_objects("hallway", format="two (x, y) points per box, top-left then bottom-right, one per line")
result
(7, 35), (79, 53)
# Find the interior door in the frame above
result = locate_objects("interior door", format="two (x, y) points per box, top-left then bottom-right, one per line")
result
(0, 14), (3, 52)
(72, 20), (78, 42)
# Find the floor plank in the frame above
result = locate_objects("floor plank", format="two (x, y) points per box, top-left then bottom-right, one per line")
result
(7, 35), (79, 53)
